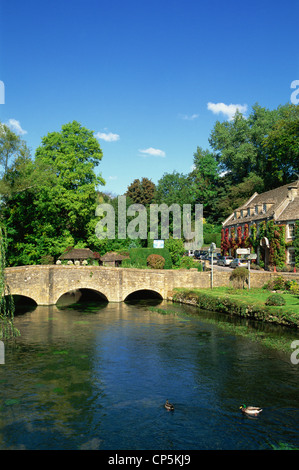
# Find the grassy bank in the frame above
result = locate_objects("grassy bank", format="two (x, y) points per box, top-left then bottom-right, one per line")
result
(172, 287), (299, 329)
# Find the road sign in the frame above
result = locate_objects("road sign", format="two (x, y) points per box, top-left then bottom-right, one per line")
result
(236, 248), (251, 255)
(248, 254), (257, 260)
(210, 242), (216, 252)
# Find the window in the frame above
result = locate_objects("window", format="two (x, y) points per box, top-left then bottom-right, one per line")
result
(255, 205), (259, 215)
(247, 208), (251, 216)
(288, 223), (295, 238)
(256, 223), (260, 235)
(263, 203), (267, 213)
(288, 249), (296, 265)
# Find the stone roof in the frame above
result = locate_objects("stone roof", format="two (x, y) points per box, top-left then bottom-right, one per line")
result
(278, 197), (299, 221)
(223, 180), (299, 227)
(59, 248), (95, 260)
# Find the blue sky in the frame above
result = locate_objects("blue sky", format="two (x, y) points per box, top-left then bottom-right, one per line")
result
(0, 0), (298, 196)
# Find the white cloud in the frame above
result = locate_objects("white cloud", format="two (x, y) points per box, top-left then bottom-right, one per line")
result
(179, 113), (199, 120)
(108, 175), (118, 180)
(94, 131), (120, 142)
(6, 119), (27, 135)
(139, 147), (166, 158)
(207, 102), (248, 120)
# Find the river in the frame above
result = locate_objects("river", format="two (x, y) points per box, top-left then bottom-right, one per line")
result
(0, 294), (298, 450)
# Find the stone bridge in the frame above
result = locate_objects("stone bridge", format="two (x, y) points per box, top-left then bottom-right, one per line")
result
(4, 265), (215, 305)
(4, 265), (299, 306)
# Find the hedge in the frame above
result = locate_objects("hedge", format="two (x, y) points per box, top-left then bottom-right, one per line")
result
(204, 233), (221, 247)
(126, 248), (172, 269)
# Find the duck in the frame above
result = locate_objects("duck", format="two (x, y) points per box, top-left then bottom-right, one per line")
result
(164, 399), (174, 411)
(240, 404), (262, 416)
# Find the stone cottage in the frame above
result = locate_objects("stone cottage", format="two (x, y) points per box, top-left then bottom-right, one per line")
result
(222, 179), (299, 267)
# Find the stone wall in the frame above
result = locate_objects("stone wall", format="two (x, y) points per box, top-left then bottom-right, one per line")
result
(4, 265), (299, 305)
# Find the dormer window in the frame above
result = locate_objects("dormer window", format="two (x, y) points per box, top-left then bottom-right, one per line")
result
(255, 205), (259, 215)
(247, 208), (251, 216)
(263, 203), (267, 213)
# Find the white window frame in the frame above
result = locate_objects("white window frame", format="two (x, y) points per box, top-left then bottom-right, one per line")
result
(288, 249), (295, 265)
(288, 223), (295, 239)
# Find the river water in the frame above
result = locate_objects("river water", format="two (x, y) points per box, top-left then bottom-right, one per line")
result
(0, 295), (298, 450)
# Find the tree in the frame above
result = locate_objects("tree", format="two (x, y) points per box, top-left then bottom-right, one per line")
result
(209, 111), (256, 184)
(3, 121), (106, 265)
(262, 104), (299, 187)
(213, 173), (265, 223)
(189, 147), (219, 220)
(0, 123), (27, 176)
(208, 103), (295, 187)
(34, 120), (105, 238)
(125, 177), (156, 205)
(155, 171), (193, 206)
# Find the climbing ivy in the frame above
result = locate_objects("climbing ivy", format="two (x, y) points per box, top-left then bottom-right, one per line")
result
(222, 220), (290, 267)
(257, 220), (286, 267)
(294, 221), (299, 268)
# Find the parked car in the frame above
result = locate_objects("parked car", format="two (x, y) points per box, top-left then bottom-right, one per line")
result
(202, 255), (218, 264)
(230, 258), (248, 268)
(217, 256), (234, 266)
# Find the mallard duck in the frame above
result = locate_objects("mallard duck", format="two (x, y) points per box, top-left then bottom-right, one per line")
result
(240, 404), (262, 416)
(165, 399), (174, 411)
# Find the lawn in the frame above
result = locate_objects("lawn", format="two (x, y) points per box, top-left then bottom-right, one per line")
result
(172, 286), (299, 328)
(194, 286), (299, 315)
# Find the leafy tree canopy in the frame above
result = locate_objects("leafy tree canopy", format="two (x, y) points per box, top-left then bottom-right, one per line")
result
(125, 177), (156, 205)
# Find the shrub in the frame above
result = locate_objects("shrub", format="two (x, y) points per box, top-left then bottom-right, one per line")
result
(263, 276), (289, 291)
(289, 281), (299, 295)
(229, 267), (248, 289)
(40, 254), (54, 265)
(177, 256), (198, 270)
(164, 238), (185, 265)
(147, 254), (165, 269)
(265, 294), (286, 306)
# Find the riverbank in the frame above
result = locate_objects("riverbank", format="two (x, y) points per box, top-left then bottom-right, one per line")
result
(171, 287), (299, 329)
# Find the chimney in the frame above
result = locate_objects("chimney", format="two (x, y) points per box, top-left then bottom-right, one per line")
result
(288, 182), (298, 201)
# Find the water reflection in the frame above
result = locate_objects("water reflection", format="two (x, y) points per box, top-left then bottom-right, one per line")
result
(0, 298), (298, 450)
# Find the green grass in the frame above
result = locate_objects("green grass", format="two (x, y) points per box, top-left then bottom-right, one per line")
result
(191, 287), (299, 314)
(172, 287), (299, 328)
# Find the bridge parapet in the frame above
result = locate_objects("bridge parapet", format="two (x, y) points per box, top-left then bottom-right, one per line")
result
(4, 265), (212, 305)
(5, 265), (298, 306)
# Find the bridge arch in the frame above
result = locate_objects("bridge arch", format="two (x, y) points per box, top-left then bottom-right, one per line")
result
(55, 287), (109, 305)
(124, 289), (163, 302)
(7, 291), (39, 307)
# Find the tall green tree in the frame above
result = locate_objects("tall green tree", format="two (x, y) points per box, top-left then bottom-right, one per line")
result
(0, 123), (27, 176)
(189, 146), (219, 220)
(262, 104), (299, 187)
(125, 177), (156, 205)
(3, 121), (105, 265)
(155, 171), (193, 206)
(34, 120), (105, 239)
(208, 103), (295, 188)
